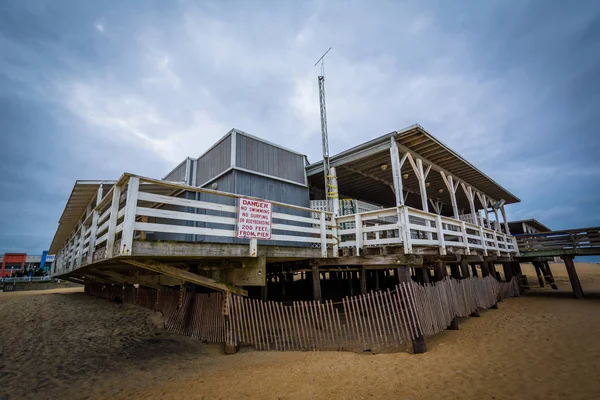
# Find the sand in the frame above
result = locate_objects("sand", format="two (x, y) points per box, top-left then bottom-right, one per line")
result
(1, 263), (600, 400)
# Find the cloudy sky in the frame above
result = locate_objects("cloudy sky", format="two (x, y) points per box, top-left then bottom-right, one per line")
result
(1, 0), (599, 256)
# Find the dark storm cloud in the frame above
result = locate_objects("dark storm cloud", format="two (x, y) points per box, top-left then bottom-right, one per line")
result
(0, 0), (599, 255)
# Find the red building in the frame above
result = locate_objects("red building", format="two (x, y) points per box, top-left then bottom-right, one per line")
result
(1, 253), (27, 277)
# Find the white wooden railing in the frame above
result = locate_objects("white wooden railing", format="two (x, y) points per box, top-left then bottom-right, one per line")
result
(52, 174), (518, 277)
(53, 174), (337, 277)
(336, 206), (518, 256)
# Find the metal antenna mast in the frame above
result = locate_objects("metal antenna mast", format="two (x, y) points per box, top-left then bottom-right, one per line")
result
(314, 47), (334, 208)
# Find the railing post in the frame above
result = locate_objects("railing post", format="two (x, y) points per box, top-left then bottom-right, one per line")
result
(320, 211), (327, 258)
(249, 238), (257, 257)
(396, 207), (409, 254)
(87, 185), (104, 264)
(105, 184), (123, 259)
(76, 222), (85, 269)
(461, 221), (471, 255)
(331, 215), (339, 257)
(435, 215), (446, 255)
(403, 206), (413, 253)
(119, 177), (140, 255)
(479, 226), (488, 256)
(355, 214), (363, 256)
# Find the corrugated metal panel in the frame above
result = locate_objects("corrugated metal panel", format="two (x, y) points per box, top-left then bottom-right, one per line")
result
(195, 134), (232, 186)
(163, 159), (188, 183)
(198, 170), (311, 246)
(236, 134), (306, 185)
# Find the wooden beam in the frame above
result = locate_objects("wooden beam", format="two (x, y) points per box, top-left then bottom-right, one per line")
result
(563, 256), (583, 299)
(313, 254), (423, 267)
(121, 259), (247, 296)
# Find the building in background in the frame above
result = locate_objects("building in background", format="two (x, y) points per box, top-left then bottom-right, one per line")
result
(1, 251), (53, 277)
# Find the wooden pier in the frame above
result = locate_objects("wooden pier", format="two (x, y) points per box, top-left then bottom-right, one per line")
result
(48, 125), (527, 354)
(516, 227), (600, 299)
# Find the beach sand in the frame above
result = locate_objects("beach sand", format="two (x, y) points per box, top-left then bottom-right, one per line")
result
(1, 263), (599, 400)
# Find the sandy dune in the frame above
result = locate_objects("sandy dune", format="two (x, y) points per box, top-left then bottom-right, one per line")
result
(1, 263), (599, 400)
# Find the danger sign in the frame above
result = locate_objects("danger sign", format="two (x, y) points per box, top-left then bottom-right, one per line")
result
(237, 198), (272, 239)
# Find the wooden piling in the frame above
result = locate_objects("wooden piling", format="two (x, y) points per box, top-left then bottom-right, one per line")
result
(533, 262), (545, 287)
(563, 256), (584, 299)
(312, 266), (322, 302)
(359, 266), (367, 294)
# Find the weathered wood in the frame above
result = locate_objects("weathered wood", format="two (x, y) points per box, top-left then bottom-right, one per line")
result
(531, 261), (545, 287)
(433, 260), (447, 281)
(502, 262), (513, 282)
(131, 240), (325, 259)
(121, 259), (247, 296)
(563, 256), (584, 299)
(314, 254), (423, 267)
(312, 266), (322, 302)
(459, 259), (470, 279)
(541, 261), (558, 290)
(397, 266), (411, 283)
(359, 266), (367, 294)
(450, 264), (461, 279)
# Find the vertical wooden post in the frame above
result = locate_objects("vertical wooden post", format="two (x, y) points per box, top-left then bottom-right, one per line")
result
(397, 266), (410, 283)
(105, 184), (123, 259)
(390, 137), (405, 206)
(502, 262), (513, 282)
(533, 261), (545, 287)
(348, 270), (354, 296)
(461, 184), (479, 226)
(374, 270), (380, 292)
(541, 261), (558, 290)
(563, 256), (584, 299)
(412, 335), (427, 354)
(480, 262), (490, 277)
(440, 171), (460, 219)
(487, 262), (499, 280)
(433, 260), (447, 281)
(359, 266), (367, 294)
(261, 283), (268, 301)
(119, 176), (140, 256)
(460, 259), (470, 278)
(312, 265), (322, 302)
(450, 264), (461, 279)
(419, 267), (430, 284)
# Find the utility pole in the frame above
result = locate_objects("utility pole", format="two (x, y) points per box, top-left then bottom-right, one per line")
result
(314, 47), (337, 212)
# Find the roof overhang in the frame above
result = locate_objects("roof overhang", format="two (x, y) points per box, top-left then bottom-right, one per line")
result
(49, 180), (115, 254)
(509, 219), (551, 233)
(306, 124), (519, 211)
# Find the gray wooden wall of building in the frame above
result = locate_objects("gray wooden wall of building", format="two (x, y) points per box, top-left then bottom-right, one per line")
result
(195, 134), (232, 187)
(152, 129), (311, 246)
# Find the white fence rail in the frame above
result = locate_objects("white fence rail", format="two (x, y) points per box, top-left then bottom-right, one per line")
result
(53, 174), (518, 277)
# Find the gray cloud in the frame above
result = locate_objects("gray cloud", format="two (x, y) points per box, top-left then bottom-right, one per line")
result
(1, 0), (599, 257)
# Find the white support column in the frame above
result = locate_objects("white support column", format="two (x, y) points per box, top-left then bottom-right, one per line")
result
(460, 183), (479, 226)
(355, 214), (363, 256)
(500, 205), (510, 235)
(87, 185), (104, 265)
(105, 184), (123, 259)
(249, 238), (257, 257)
(389, 138), (409, 206)
(428, 199), (443, 215)
(460, 221), (471, 255)
(476, 192), (491, 229)
(407, 154), (430, 212)
(440, 171), (460, 220)
(119, 176), (140, 256)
